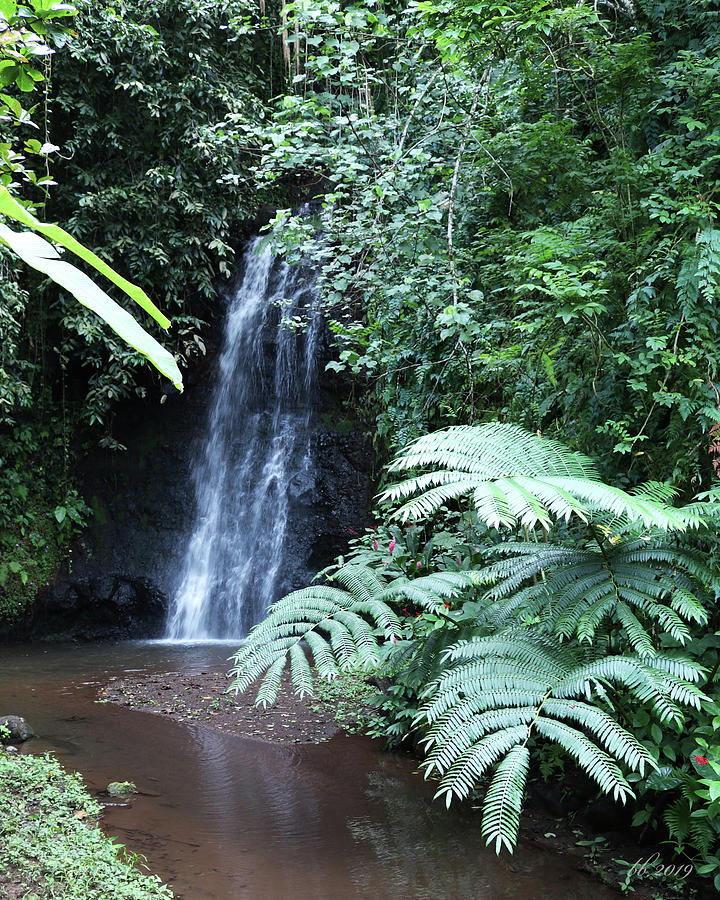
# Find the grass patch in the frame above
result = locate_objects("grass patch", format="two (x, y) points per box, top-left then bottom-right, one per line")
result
(0, 751), (172, 899)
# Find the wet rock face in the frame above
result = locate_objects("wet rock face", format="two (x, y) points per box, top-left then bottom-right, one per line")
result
(35, 574), (168, 640)
(30, 346), (373, 641)
(279, 425), (374, 596)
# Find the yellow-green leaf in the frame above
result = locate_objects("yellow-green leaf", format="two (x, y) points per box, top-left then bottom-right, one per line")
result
(0, 224), (182, 390)
(0, 185), (171, 328)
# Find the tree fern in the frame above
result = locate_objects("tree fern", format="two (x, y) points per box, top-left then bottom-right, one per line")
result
(229, 423), (718, 856)
(380, 423), (702, 531)
(417, 631), (706, 852)
(228, 563), (472, 705)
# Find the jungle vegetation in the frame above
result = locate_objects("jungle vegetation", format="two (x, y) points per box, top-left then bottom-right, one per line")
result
(2, 0), (720, 889)
(0, 751), (172, 898)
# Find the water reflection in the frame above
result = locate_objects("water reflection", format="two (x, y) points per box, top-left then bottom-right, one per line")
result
(0, 643), (618, 899)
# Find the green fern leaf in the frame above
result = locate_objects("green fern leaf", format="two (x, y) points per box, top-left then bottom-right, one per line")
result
(481, 744), (530, 854)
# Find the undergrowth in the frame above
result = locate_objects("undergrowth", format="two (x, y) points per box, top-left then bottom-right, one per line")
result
(0, 752), (172, 899)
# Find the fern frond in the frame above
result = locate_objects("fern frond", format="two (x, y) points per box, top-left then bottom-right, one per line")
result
(229, 563), (400, 704)
(481, 745), (530, 854)
(432, 725), (530, 808)
(664, 797), (692, 843)
(381, 423), (700, 532)
(423, 707), (535, 774)
(412, 630), (705, 853)
(377, 571), (473, 613)
(387, 423), (598, 479)
(288, 642), (314, 697)
(396, 627), (476, 688)
(541, 699), (654, 773)
(472, 531), (712, 652)
(533, 717), (633, 802)
(304, 631), (341, 680)
(332, 564), (387, 601)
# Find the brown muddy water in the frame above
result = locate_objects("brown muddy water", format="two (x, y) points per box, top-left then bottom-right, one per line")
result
(0, 642), (619, 900)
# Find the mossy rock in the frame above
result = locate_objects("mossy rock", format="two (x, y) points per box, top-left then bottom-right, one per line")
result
(106, 780), (137, 796)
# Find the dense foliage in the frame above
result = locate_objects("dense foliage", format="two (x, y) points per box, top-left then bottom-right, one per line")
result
(247, 0), (720, 490)
(2, 0), (720, 891)
(228, 9), (720, 881)
(0, 0), (180, 619)
(50, 0), (278, 425)
(0, 751), (172, 897)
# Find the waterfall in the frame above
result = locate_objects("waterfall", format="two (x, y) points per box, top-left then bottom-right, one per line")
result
(166, 238), (320, 640)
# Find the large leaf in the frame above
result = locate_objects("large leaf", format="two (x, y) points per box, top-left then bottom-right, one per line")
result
(471, 535), (711, 653)
(381, 424), (701, 532)
(0, 224), (182, 390)
(0, 185), (171, 329)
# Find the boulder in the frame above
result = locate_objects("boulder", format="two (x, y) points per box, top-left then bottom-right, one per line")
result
(106, 781), (137, 796)
(0, 715), (34, 743)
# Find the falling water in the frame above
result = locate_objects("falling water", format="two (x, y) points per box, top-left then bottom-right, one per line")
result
(166, 238), (320, 640)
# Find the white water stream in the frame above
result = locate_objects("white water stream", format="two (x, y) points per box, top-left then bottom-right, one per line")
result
(166, 238), (320, 640)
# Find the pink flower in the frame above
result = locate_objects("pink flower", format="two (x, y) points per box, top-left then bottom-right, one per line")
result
(390, 634), (397, 644)
(416, 561), (422, 568)
(389, 538), (396, 554)
(372, 538), (378, 550)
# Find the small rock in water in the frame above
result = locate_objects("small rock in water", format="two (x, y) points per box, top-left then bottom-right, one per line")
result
(0, 715), (34, 744)
(106, 780), (138, 796)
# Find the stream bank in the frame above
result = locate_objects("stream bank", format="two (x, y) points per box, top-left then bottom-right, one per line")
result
(98, 668), (376, 744)
(0, 751), (171, 900)
(0, 641), (626, 900)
